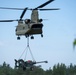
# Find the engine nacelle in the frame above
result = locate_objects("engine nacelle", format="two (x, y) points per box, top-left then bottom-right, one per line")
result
(25, 19), (31, 24)
(39, 19), (43, 22)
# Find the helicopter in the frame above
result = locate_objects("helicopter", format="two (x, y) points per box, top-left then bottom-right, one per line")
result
(14, 59), (48, 71)
(0, 0), (59, 40)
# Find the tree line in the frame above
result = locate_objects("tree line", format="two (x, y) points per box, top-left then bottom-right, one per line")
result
(0, 62), (76, 75)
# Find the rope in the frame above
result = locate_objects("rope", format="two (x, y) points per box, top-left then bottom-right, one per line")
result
(19, 46), (27, 59)
(28, 46), (35, 61)
(24, 47), (28, 60)
(19, 37), (35, 61)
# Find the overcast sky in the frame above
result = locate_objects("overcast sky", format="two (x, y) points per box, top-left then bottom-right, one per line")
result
(0, 0), (76, 70)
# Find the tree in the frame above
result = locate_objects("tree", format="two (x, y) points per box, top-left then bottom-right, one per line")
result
(0, 62), (14, 75)
(0, 62), (76, 75)
(73, 38), (76, 50)
(52, 63), (66, 75)
(45, 68), (52, 75)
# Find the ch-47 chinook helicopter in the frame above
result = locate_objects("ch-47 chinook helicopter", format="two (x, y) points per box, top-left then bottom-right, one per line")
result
(0, 0), (59, 40)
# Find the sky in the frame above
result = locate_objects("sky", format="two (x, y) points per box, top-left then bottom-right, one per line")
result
(0, 0), (76, 70)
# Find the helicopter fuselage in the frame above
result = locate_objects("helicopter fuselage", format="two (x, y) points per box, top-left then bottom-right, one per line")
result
(16, 21), (43, 38)
(0, 0), (59, 40)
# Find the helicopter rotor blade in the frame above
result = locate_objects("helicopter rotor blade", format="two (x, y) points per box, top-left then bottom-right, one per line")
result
(0, 7), (24, 10)
(0, 19), (19, 22)
(38, 8), (60, 11)
(34, 0), (54, 9)
(20, 8), (28, 20)
(0, 7), (28, 20)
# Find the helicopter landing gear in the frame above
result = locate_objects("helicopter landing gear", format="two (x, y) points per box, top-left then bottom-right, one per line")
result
(25, 35), (29, 38)
(17, 36), (20, 40)
(41, 34), (43, 37)
(31, 36), (34, 39)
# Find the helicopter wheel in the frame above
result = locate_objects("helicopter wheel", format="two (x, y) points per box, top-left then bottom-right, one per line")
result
(41, 34), (43, 37)
(17, 36), (20, 40)
(31, 36), (34, 39)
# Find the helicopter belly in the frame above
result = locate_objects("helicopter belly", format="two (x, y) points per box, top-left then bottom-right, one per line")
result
(16, 28), (42, 36)
(16, 23), (43, 36)
(26, 28), (42, 35)
(26, 23), (43, 35)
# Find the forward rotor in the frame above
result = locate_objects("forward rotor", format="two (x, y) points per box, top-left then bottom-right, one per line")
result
(0, 0), (59, 22)
(0, 19), (23, 22)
